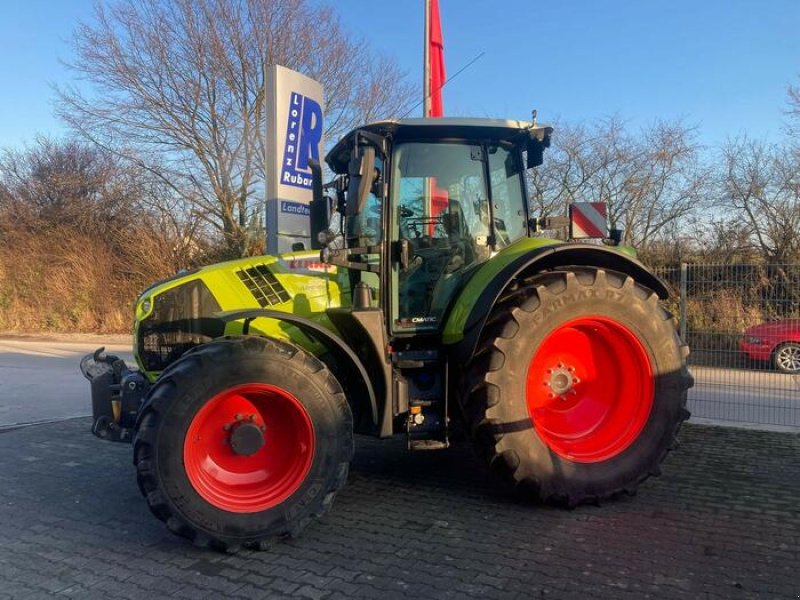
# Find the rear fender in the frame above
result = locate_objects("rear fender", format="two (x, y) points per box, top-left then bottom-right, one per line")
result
(446, 243), (669, 365)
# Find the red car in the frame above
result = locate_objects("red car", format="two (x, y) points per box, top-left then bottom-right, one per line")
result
(740, 319), (800, 373)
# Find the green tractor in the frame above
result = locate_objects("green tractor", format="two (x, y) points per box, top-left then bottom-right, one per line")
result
(82, 117), (692, 551)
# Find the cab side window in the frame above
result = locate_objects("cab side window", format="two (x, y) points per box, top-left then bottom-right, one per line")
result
(488, 145), (527, 247)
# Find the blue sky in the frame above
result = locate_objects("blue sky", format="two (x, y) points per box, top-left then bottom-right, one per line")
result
(1, 0), (798, 150)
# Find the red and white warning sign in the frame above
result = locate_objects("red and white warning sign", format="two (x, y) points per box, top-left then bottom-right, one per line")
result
(570, 202), (608, 239)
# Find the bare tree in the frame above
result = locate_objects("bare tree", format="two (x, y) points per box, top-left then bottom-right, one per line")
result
(720, 136), (800, 264)
(57, 0), (415, 257)
(689, 217), (757, 263)
(0, 137), (203, 271)
(529, 117), (710, 252)
(787, 77), (800, 137)
(0, 137), (206, 331)
(0, 137), (130, 233)
(528, 120), (601, 221)
(619, 121), (711, 248)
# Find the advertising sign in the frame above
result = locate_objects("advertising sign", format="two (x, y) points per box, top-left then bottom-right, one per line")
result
(265, 65), (324, 254)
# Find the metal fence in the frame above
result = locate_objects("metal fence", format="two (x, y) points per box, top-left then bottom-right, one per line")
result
(655, 263), (800, 428)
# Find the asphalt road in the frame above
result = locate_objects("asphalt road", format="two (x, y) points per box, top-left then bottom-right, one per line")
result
(0, 339), (132, 428)
(2, 336), (798, 431)
(689, 366), (800, 430)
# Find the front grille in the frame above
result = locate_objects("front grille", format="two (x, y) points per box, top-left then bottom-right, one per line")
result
(137, 280), (224, 372)
(237, 264), (290, 307)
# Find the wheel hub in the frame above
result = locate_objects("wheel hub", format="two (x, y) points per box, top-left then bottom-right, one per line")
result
(546, 364), (577, 397)
(229, 420), (266, 456)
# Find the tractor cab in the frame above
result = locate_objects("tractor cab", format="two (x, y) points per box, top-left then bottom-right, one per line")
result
(309, 118), (553, 447)
(314, 118), (552, 336)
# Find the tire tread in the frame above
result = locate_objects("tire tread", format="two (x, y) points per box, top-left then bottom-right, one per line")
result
(132, 335), (352, 551)
(460, 268), (693, 506)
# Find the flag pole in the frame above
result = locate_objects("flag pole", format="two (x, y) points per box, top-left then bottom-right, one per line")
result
(423, 0), (431, 226)
(423, 0), (431, 118)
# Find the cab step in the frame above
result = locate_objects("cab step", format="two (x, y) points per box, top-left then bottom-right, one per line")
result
(409, 439), (449, 451)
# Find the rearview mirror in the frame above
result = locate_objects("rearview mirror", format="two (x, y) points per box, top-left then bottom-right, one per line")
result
(308, 159), (328, 249)
(356, 146), (376, 216)
(346, 146), (376, 218)
(526, 138), (545, 168)
(526, 127), (553, 169)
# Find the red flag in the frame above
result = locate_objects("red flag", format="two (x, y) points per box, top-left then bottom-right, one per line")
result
(428, 181), (449, 235)
(428, 0), (445, 117)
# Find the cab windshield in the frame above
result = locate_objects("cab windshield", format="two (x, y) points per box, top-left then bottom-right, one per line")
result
(390, 141), (527, 332)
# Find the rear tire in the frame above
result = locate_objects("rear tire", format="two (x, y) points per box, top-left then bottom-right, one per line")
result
(133, 336), (353, 551)
(462, 268), (692, 505)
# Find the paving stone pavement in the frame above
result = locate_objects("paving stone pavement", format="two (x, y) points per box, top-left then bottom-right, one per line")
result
(0, 419), (798, 599)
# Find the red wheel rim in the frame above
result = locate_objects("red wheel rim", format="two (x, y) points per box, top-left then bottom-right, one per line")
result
(183, 384), (315, 513)
(525, 316), (654, 463)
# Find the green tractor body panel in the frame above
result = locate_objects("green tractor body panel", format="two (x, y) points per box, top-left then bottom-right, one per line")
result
(132, 249), (349, 382)
(442, 239), (663, 347)
(442, 237), (559, 344)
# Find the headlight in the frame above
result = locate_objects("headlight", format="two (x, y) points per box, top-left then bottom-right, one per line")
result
(137, 296), (154, 320)
(744, 336), (762, 344)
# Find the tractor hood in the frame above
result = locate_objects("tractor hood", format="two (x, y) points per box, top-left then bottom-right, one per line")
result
(132, 250), (346, 378)
(136, 250), (337, 317)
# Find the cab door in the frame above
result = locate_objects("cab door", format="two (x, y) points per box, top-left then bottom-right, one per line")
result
(389, 141), (491, 334)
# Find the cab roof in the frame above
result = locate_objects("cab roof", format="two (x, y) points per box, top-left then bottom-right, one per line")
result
(326, 117), (552, 174)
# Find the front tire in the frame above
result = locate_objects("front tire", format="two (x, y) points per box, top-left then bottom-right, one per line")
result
(133, 336), (353, 551)
(462, 268), (692, 505)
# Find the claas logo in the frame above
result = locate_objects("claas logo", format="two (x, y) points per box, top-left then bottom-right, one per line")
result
(279, 259), (333, 274)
